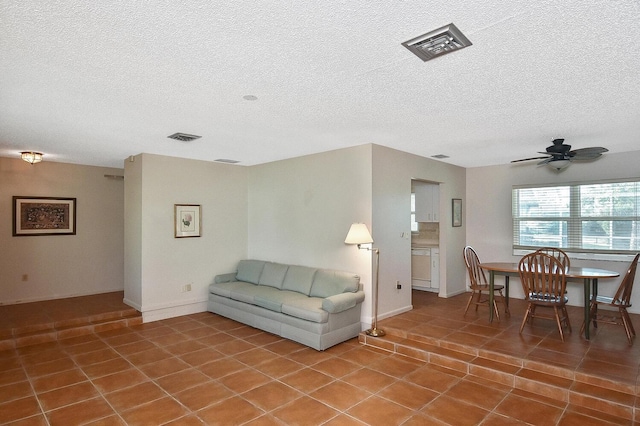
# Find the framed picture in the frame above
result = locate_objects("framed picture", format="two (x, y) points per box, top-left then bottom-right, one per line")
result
(13, 196), (77, 236)
(452, 198), (462, 227)
(175, 204), (201, 238)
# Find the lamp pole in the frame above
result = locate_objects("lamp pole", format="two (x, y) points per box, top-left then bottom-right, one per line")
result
(366, 247), (384, 337)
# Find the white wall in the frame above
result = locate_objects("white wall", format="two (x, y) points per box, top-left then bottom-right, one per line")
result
(124, 154), (248, 321)
(247, 145), (374, 324)
(0, 157), (124, 303)
(371, 145), (467, 319)
(466, 150), (640, 312)
(247, 144), (466, 327)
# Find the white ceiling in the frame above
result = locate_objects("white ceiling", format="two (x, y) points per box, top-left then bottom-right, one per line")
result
(2, 1), (639, 169)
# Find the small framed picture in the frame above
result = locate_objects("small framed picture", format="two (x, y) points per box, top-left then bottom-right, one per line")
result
(13, 196), (77, 236)
(175, 204), (201, 238)
(452, 198), (462, 227)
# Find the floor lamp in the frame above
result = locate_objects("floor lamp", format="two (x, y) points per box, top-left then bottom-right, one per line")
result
(344, 223), (385, 337)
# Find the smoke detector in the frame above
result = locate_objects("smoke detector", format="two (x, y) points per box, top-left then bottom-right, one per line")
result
(168, 133), (202, 142)
(402, 23), (472, 62)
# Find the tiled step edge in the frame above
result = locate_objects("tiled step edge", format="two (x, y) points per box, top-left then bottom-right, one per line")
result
(359, 331), (636, 421)
(0, 312), (142, 351)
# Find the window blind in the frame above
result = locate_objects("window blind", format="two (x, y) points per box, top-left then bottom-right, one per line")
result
(513, 179), (640, 254)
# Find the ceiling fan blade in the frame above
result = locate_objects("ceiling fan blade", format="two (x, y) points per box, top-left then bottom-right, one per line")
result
(511, 156), (550, 163)
(569, 147), (608, 162)
(570, 147), (608, 156)
(571, 153), (604, 162)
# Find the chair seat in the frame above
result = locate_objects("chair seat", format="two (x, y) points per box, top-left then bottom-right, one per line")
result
(593, 295), (632, 308)
(475, 284), (505, 291)
(529, 292), (568, 304)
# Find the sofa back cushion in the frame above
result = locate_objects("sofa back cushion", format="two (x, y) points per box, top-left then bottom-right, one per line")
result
(282, 265), (317, 295)
(310, 269), (360, 298)
(258, 262), (289, 289)
(236, 259), (265, 284)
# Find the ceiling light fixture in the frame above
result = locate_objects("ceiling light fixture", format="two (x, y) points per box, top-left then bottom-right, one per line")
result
(21, 151), (43, 165)
(402, 23), (472, 62)
(547, 159), (571, 171)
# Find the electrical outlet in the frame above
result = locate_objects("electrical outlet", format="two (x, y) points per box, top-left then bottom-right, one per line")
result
(182, 283), (192, 292)
(396, 280), (401, 289)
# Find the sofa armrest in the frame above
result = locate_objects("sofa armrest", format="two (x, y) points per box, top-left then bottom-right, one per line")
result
(322, 291), (365, 314)
(214, 272), (237, 284)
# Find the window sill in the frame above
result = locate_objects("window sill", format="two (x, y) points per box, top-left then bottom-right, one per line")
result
(513, 249), (635, 263)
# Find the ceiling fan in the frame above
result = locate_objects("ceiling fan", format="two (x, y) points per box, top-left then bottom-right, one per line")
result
(511, 138), (608, 171)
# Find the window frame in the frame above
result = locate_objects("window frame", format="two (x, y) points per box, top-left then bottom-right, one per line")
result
(512, 178), (640, 261)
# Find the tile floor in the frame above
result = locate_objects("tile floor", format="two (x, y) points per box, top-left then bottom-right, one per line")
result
(380, 290), (640, 389)
(0, 290), (637, 425)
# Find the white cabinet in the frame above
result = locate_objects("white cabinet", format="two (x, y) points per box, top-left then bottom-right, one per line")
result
(414, 183), (439, 222)
(411, 247), (439, 292)
(431, 248), (439, 290)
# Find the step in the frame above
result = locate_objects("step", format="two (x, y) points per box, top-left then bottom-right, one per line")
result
(0, 310), (142, 351)
(360, 328), (638, 422)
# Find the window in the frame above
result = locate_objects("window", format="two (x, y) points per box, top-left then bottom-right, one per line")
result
(513, 180), (640, 255)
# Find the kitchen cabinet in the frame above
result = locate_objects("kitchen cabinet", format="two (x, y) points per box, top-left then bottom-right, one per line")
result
(411, 247), (439, 292)
(414, 183), (439, 222)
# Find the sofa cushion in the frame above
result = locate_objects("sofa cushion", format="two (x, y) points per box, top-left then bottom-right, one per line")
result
(258, 262), (288, 289)
(282, 297), (328, 323)
(282, 265), (317, 295)
(230, 284), (278, 304)
(236, 259), (265, 284)
(309, 269), (360, 298)
(254, 290), (308, 313)
(209, 281), (256, 298)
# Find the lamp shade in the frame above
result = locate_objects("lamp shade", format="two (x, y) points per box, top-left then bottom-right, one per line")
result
(344, 223), (374, 245)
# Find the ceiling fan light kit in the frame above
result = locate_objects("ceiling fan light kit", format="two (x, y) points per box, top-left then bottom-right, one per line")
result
(511, 138), (608, 171)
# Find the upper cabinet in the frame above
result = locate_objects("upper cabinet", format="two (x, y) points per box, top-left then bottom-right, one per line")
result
(415, 182), (440, 222)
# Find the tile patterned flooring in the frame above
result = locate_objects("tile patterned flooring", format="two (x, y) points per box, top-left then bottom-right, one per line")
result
(0, 290), (638, 425)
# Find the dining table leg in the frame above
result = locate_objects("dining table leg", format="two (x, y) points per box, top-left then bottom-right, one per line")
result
(583, 278), (591, 340)
(504, 276), (510, 315)
(489, 270), (495, 323)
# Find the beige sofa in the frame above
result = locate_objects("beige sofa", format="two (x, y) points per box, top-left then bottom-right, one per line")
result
(207, 259), (365, 350)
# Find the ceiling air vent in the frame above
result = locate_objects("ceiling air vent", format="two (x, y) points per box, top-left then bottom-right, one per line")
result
(167, 133), (202, 142)
(402, 23), (472, 62)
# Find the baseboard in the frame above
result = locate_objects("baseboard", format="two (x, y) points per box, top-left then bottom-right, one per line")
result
(141, 299), (209, 323)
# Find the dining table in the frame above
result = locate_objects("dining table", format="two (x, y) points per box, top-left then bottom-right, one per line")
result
(479, 262), (620, 339)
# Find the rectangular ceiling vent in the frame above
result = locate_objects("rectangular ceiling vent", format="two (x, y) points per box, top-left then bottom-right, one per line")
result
(168, 133), (202, 142)
(402, 23), (472, 62)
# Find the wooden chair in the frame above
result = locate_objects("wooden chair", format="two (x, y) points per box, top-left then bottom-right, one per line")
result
(519, 252), (571, 341)
(463, 246), (508, 320)
(535, 247), (570, 270)
(582, 253), (639, 345)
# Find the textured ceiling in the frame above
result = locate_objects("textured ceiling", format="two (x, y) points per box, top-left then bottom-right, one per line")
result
(1, 1), (639, 169)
